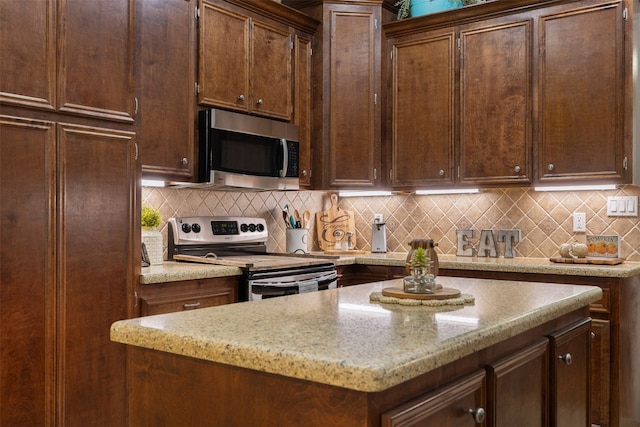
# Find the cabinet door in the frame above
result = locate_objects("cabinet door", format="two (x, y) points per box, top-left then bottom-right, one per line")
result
(538, 1), (625, 183)
(590, 318), (610, 427)
(391, 29), (455, 188)
(381, 370), (486, 426)
(251, 20), (292, 120)
(198, 2), (250, 111)
(549, 319), (591, 427)
(137, 0), (196, 181)
(459, 17), (532, 185)
(58, 124), (135, 426)
(327, 6), (380, 188)
(0, 0), (56, 110)
(58, 0), (135, 122)
(487, 339), (549, 427)
(294, 34), (313, 186)
(0, 116), (56, 426)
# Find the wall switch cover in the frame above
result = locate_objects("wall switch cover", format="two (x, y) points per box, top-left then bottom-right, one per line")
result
(607, 196), (638, 217)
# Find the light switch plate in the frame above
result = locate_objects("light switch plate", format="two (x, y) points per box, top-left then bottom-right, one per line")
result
(607, 196), (638, 217)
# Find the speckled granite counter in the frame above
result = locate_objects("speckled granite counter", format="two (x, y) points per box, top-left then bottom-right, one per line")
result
(140, 262), (243, 284)
(143, 253), (640, 284)
(112, 276), (601, 392)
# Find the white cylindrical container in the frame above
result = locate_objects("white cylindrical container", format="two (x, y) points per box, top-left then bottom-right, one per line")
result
(286, 228), (308, 254)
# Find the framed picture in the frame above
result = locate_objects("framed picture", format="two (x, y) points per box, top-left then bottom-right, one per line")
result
(586, 235), (620, 258)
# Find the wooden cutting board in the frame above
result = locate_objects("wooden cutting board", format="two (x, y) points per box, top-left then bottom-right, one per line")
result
(315, 193), (356, 251)
(549, 256), (625, 265)
(382, 287), (461, 300)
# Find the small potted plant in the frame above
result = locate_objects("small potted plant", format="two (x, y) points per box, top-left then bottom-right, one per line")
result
(395, 0), (480, 19)
(404, 247), (436, 293)
(141, 204), (164, 265)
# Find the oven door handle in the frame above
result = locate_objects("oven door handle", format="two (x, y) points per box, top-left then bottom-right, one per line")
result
(249, 271), (337, 287)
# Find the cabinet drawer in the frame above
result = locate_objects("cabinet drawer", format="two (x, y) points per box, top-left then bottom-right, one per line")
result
(141, 291), (235, 316)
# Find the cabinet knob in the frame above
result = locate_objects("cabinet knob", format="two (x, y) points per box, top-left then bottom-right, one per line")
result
(468, 407), (486, 424)
(558, 353), (573, 365)
(514, 165), (521, 173)
(438, 169), (445, 176)
(237, 94), (245, 101)
(256, 98), (264, 106)
(181, 157), (188, 165)
(591, 331), (596, 340)
(547, 163), (555, 171)
(302, 170), (308, 177)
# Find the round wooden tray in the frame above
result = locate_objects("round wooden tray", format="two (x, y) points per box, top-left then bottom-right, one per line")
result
(382, 287), (461, 300)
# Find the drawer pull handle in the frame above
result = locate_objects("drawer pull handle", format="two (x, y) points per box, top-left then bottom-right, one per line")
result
(468, 407), (486, 423)
(559, 353), (573, 365)
(183, 302), (201, 309)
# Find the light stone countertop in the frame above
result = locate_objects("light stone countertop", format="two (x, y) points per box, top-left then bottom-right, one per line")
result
(141, 253), (640, 284)
(112, 276), (601, 392)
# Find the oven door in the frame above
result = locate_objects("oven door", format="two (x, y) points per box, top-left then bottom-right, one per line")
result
(247, 264), (337, 301)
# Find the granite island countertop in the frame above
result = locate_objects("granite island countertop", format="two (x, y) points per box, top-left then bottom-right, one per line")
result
(142, 253), (640, 284)
(112, 276), (601, 392)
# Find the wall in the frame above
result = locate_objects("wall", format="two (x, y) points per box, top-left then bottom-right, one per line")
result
(143, 185), (640, 261)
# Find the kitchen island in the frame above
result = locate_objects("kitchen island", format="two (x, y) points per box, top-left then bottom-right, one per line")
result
(113, 276), (601, 426)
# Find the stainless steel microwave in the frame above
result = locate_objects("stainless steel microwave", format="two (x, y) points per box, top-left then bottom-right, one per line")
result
(198, 109), (300, 190)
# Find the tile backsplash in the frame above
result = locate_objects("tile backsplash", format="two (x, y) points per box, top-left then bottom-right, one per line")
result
(143, 185), (640, 261)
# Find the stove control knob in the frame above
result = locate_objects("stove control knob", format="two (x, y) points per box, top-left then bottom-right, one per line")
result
(248, 224), (256, 232)
(240, 224), (249, 233)
(257, 223), (265, 232)
(191, 223), (201, 233)
(181, 223), (192, 233)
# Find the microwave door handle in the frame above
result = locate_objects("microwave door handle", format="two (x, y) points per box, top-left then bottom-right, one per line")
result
(279, 138), (287, 178)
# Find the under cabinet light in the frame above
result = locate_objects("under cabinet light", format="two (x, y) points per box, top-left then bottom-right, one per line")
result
(141, 179), (166, 187)
(533, 184), (617, 192)
(338, 190), (394, 197)
(415, 188), (480, 195)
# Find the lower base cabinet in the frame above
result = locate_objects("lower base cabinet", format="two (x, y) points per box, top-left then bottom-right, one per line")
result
(138, 276), (240, 316)
(382, 320), (589, 427)
(126, 308), (591, 426)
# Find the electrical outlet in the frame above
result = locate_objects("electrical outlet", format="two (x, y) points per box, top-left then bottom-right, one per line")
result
(374, 213), (383, 223)
(573, 212), (586, 232)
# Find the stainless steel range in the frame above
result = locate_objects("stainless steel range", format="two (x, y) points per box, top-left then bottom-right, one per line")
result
(168, 216), (337, 301)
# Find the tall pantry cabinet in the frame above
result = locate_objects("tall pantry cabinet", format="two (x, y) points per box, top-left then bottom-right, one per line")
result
(0, 0), (136, 425)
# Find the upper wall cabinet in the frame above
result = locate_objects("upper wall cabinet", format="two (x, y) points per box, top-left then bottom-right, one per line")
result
(136, 0), (197, 181)
(0, 0), (135, 123)
(458, 16), (533, 186)
(198, 0), (293, 121)
(537, 0), (628, 184)
(286, 0), (395, 190)
(385, 0), (632, 189)
(390, 28), (456, 188)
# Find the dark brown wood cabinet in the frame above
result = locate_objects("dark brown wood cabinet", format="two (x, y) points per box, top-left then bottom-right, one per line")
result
(389, 27), (456, 188)
(198, 0), (293, 121)
(458, 15), (533, 186)
(294, 33), (314, 186)
(138, 276), (240, 316)
(0, 117), (136, 426)
(0, 1), (137, 425)
(136, 0), (197, 180)
(549, 319), (592, 427)
(384, 0), (632, 189)
(537, 0), (628, 184)
(286, 0), (393, 189)
(0, 0), (135, 123)
(381, 370), (487, 427)
(439, 267), (639, 427)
